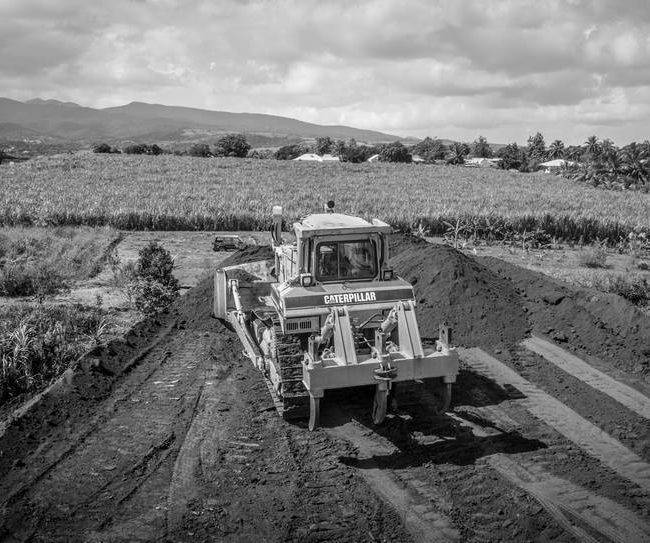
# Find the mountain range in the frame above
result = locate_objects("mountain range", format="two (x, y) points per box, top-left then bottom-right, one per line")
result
(0, 97), (410, 148)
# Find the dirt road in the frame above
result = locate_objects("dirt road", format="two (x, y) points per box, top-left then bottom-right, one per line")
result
(0, 236), (648, 542)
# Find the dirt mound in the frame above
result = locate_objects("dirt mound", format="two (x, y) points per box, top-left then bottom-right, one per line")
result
(218, 245), (274, 267)
(390, 235), (529, 348)
(480, 256), (650, 378)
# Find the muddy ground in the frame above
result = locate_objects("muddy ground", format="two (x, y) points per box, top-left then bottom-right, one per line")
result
(0, 233), (648, 542)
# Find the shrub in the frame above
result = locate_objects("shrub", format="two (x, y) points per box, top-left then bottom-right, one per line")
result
(123, 144), (163, 155)
(247, 148), (275, 159)
(128, 278), (178, 315)
(275, 143), (304, 160)
(188, 143), (211, 158)
(214, 134), (250, 158)
(412, 137), (446, 162)
(379, 142), (411, 163)
(93, 143), (115, 154)
(578, 243), (608, 268)
(315, 136), (333, 155)
(127, 242), (179, 315)
(591, 275), (649, 306)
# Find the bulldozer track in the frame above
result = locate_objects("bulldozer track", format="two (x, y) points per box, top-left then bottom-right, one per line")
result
(326, 418), (461, 543)
(460, 347), (650, 492)
(271, 323), (310, 419)
(327, 385), (650, 543)
(486, 454), (650, 543)
(522, 336), (650, 420)
(450, 403), (650, 543)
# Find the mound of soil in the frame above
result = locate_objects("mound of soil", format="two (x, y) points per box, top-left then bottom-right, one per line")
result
(390, 235), (529, 348)
(218, 245), (273, 267)
(480, 256), (650, 378)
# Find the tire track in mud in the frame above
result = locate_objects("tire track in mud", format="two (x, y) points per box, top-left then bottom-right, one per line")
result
(0, 320), (178, 524)
(319, 385), (564, 542)
(450, 405), (650, 543)
(0, 329), (214, 542)
(324, 371), (650, 543)
(326, 418), (460, 543)
(166, 368), (232, 534)
(460, 347), (650, 492)
(522, 336), (650, 420)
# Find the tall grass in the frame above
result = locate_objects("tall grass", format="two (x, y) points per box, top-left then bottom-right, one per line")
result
(1, 154), (648, 243)
(0, 226), (119, 297)
(0, 302), (108, 404)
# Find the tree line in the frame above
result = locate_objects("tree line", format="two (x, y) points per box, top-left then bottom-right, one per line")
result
(93, 131), (649, 189)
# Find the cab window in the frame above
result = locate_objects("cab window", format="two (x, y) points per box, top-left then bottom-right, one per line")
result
(316, 240), (377, 281)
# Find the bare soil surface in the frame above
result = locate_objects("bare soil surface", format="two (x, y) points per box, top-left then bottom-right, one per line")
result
(1, 232), (648, 542)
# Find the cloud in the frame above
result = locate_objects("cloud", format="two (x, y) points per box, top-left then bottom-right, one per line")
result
(0, 0), (649, 143)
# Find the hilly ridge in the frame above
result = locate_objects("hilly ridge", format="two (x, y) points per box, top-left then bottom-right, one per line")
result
(0, 97), (405, 146)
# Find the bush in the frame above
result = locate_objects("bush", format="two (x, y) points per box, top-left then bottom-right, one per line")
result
(247, 148), (275, 159)
(275, 143), (304, 160)
(128, 279), (178, 315)
(122, 144), (164, 155)
(412, 137), (446, 162)
(214, 134), (250, 158)
(315, 136), (333, 155)
(188, 143), (211, 158)
(591, 275), (649, 306)
(93, 143), (119, 154)
(127, 242), (179, 315)
(379, 142), (411, 163)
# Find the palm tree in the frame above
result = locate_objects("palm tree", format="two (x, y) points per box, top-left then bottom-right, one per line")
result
(447, 142), (469, 165)
(565, 145), (583, 161)
(584, 135), (600, 161)
(547, 140), (565, 159)
(621, 142), (649, 187)
(640, 140), (650, 159)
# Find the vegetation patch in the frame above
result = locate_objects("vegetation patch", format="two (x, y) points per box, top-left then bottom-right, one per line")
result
(578, 242), (609, 269)
(1, 155), (648, 244)
(0, 301), (109, 404)
(0, 226), (120, 298)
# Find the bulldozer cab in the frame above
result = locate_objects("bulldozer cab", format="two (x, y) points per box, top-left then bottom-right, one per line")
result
(315, 238), (376, 282)
(272, 207), (393, 286)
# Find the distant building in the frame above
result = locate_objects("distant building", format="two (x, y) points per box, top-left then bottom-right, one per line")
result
(293, 153), (340, 162)
(537, 159), (578, 173)
(293, 153), (322, 161)
(320, 154), (340, 162)
(465, 157), (501, 168)
(366, 154), (380, 162)
(411, 154), (425, 163)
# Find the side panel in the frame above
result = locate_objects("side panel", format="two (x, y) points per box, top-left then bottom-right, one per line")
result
(213, 269), (228, 319)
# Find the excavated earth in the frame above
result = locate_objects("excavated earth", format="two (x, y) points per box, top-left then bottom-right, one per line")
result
(0, 233), (648, 542)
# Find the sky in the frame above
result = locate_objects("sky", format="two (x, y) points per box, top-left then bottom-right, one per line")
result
(1, 0), (649, 144)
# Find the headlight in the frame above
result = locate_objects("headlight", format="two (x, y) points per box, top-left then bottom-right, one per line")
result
(300, 274), (313, 287)
(382, 269), (394, 280)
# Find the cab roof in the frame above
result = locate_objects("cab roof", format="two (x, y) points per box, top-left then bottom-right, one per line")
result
(294, 213), (392, 239)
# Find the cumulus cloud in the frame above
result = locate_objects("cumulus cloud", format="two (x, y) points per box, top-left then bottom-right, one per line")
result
(0, 0), (649, 143)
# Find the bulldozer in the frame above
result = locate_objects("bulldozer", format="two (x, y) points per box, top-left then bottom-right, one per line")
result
(213, 202), (459, 430)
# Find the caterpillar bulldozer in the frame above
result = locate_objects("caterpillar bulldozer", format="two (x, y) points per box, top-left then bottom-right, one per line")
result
(213, 202), (459, 430)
